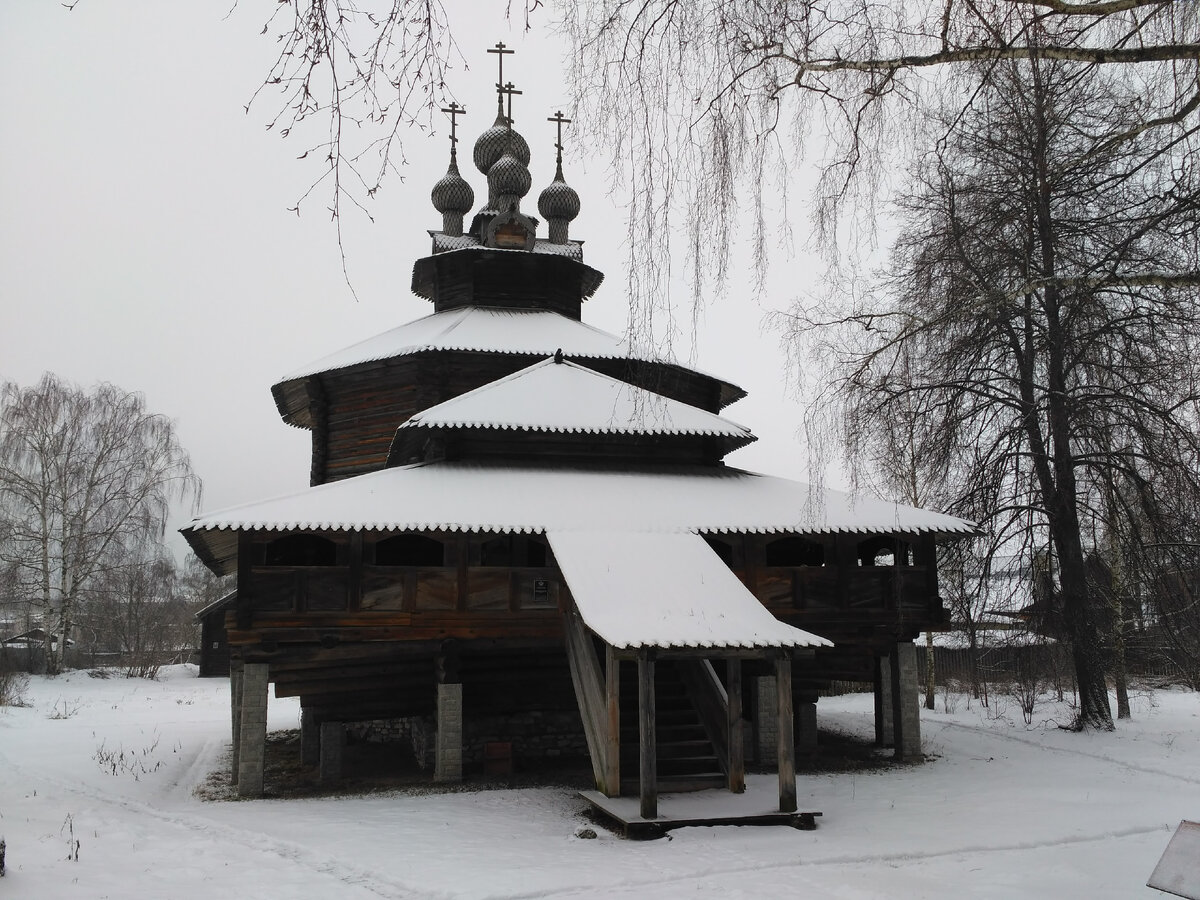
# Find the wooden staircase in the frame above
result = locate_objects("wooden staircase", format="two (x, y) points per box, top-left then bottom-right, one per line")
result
(618, 660), (726, 793)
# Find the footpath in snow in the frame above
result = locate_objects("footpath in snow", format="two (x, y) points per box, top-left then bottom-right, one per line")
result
(0, 666), (1195, 899)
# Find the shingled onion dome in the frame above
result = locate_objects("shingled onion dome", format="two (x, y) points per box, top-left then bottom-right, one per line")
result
(538, 159), (580, 244)
(431, 149), (474, 237)
(473, 108), (531, 209)
(488, 144), (533, 213)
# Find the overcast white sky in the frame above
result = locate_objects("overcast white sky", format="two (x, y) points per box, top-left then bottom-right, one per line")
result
(1, 1), (826, 556)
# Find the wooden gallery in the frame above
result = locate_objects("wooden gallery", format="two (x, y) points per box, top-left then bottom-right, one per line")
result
(184, 56), (975, 822)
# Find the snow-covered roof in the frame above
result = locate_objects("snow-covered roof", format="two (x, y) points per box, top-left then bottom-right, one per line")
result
(276, 308), (729, 386)
(182, 461), (978, 574)
(549, 531), (831, 650)
(396, 357), (753, 446)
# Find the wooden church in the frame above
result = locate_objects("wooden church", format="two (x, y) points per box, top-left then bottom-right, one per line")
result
(184, 48), (974, 820)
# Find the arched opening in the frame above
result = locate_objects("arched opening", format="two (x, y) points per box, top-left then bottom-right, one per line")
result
(857, 536), (914, 567)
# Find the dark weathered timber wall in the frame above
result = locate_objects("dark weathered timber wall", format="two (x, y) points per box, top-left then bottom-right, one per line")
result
(309, 351), (742, 483)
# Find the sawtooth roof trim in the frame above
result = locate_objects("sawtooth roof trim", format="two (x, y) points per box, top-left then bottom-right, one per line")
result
(394, 356), (754, 444)
(182, 461), (978, 575)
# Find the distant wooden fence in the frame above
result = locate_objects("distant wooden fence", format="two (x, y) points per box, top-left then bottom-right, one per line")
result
(821, 642), (1191, 698)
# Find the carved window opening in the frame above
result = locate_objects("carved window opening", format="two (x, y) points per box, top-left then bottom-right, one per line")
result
(857, 536), (914, 567)
(375, 534), (446, 567)
(765, 535), (825, 567)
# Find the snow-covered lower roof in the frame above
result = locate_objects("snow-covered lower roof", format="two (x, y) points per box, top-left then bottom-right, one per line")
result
(396, 356), (753, 445)
(182, 461), (978, 574)
(549, 531), (831, 650)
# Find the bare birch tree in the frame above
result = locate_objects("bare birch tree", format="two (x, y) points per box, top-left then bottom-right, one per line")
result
(792, 55), (1200, 729)
(0, 375), (200, 674)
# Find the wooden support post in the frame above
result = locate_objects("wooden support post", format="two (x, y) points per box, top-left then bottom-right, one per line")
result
(875, 653), (894, 747)
(727, 658), (745, 794)
(638, 650), (657, 821)
(890, 641), (922, 762)
(300, 708), (319, 766)
(604, 643), (621, 797)
(237, 662), (269, 798)
(775, 654), (797, 814)
(319, 721), (345, 784)
(229, 661), (243, 785)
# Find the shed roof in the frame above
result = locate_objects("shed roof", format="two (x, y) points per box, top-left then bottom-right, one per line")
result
(548, 531), (831, 650)
(182, 461), (977, 574)
(394, 356), (753, 446)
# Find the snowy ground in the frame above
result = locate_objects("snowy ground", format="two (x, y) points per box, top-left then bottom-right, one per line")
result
(0, 667), (1195, 899)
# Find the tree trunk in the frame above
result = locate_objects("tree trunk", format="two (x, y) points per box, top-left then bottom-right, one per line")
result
(1057, 552), (1114, 730)
(924, 630), (936, 710)
(1112, 600), (1130, 720)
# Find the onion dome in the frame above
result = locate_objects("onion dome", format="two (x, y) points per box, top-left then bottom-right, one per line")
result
(487, 147), (532, 212)
(431, 153), (475, 237)
(473, 112), (531, 178)
(538, 162), (581, 244)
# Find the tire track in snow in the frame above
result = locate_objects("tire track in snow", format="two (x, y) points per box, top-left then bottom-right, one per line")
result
(924, 718), (1200, 786)
(489, 823), (1174, 900)
(0, 746), (447, 900)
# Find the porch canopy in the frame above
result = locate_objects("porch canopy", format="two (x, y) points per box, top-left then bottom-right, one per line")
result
(547, 530), (829, 820)
(546, 530), (829, 652)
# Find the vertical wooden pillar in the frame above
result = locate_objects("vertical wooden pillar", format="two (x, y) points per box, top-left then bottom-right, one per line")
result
(300, 708), (319, 766)
(775, 654), (797, 814)
(319, 721), (345, 783)
(229, 661), (244, 784)
(727, 658), (745, 794)
(237, 662), (269, 797)
(890, 642), (922, 761)
(875, 654), (894, 747)
(638, 650), (657, 820)
(604, 644), (621, 797)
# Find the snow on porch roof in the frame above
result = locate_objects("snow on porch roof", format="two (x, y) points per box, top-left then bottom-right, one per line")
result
(182, 461), (978, 574)
(395, 356), (754, 445)
(548, 531), (831, 650)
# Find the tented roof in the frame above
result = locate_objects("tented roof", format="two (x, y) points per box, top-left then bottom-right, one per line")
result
(271, 308), (746, 427)
(278, 308), (675, 383)
(549, 531), (831, 650)
(182, 461), (978, 574)
(394, 357), (753, 446)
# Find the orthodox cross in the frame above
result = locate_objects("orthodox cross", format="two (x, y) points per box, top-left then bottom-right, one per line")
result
(440, 101), (465, 154)
(547, 110), (572, 165)
(487, 41), (515, 112)
(498, 81), (523, 124)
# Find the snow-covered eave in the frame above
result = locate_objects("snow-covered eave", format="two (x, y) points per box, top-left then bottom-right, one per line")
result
(268, 309), (748, 428)
(394, 420), (756, 441)
(181, 462), (978, 575)
(183, 520), (976, 578)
